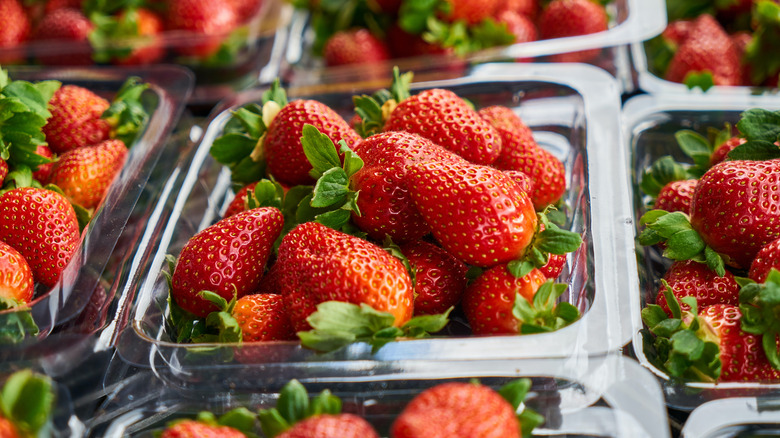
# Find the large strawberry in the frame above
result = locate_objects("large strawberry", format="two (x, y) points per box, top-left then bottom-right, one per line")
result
(0, 0), (30, 63)
(46, 138), (128, 210)
(166, 0), (238, 58)
(32, 8), (94, 65)
(43, 84), (111, 154)
(401, 240), (469, 316)
(276, 221), (414, 332)
(170, 207), (284, 318)
(323, 29), (390, 67)
(537, 0), (607, 62)
(0, 187), (80, 288)
(654, 260), (740, 317)
(0, 241), (34, 305)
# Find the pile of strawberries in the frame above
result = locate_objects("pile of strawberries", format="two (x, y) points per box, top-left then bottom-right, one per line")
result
(0, 0), (263, 66)
(164, 69), (583, 353)
(0, 69), (149, 332)
(646, 0), (780, 89)
(158, 378), (544, 437)
(638, 109), (780, 382)
(294, 0), (610, 66)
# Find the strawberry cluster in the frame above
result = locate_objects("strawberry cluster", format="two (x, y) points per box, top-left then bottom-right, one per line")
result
(646, 0), (780, 89)
(638, 109), (780, 382)
(294, 0), (610, 66)
(164, 69), (584, 354)
(0, 0), (262, 66)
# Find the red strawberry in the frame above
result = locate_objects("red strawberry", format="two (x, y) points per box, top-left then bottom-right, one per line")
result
(652, 179), (697, 213)
(502, 169), (534, 195)
(661, 19), (693, 46)
(539, 252), (566, 279)
(44, 0), (83, 14)
(277, 414), (379, 438)
(0, 0), (30, 63)
(0, 241), (35, 305)
(224, 182), (258, 218)
(749, 237), (780, 283)
(32, 8), (94, 65)
(111, 8), (165, 66)
(32, 145), (54, 183)
(46, 139), (128, 210)
(0, 159), (7, 186)
(391, 382), (520, 438)
(654, 261), (739, 317)
(233, 293), (296, 342)
(166, 0), (238, 58)
(401, 240), (469, 316)
(480, 105), (566, 209)
(498, 0), (538, 18)
(665, 14), (742, 87)
(537, 0), (607, 62)
(171, 207), (284, 318)
(0, 187), (80, 288)
(43, 85), (111, 154)
(443, 0), (503, 25)
(495, 9), (537, 44)
(710, 136), (746, 166)
(160, 420), (246, 438)
(0, 417), (19, 438)
(406, 158), (537, 267)
(323, 29), (390, 67)
(384, 89), (503, 165)
(264, 99), (361, 186)
(276, 222), (414, 332)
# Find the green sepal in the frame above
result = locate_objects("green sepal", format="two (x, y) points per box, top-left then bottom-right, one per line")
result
(0, 370), (54, 437)
(212, 408), (258, 437)
(308, 389), (341, 417)
(727, 140), (780, 160)
(102, 77), (150, 146)
(519, 208), (581, 270)
(737, 108), (780, 143)
(301, 123), (342, 179)
(311, 167), (349, 208)
(513, 280), (580, 334)
(643, 35), (676, 77)
(507, 260), (535, 279)
(398, 0), (445, 34)
(351, 67), (413, 137)
(664, 0), (715, 21)
(384, 236), (415, 288)
(738, 269), (780, 370)
(401, 307), (452, 338)
(674, 130), (713, 175)
(639, 155), (691, 198)
(683, 71), (715, 92)
(497, 378), (545, 437)
(0, 298), (39, 344)
(190, 291), (242, 344)
(259, 380), (343, 438)
(262, 79), (288, 108)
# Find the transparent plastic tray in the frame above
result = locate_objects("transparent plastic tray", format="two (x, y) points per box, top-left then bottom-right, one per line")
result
(112, 62), (636, 392)
(624, 93), (780, 411)
(0, 66), (193, 366)
(85, 355), (670, 438)
(681, 397), (780, 438)
(282, 0), (666, 91)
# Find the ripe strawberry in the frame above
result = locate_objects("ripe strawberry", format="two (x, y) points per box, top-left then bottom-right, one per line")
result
(710, 136), (746, 166)
(652, 179), (697, 213)
(233, 293), (295, 342)
(224, 182), (259, 218)
(406, 158), (537, 267)
(323, 29), (390, 67)
(384, 88), (503, 165)
(111, 8), (165, 66)
(654, 261), (739, 317)
(391, 382), (520, 438)
(160, 420), (246, 438)
(166, 0), (238, 57)
(0, 159), (7, 186)
(537, 0), (607, 62)
(502, 169), (534, 195)
(0, 187), (80, 288)
(44, 0), (83, 14)
(401, 240), (469, 316)
(276, 222), (414, 332)
(0, 417), (19, 438)
(498, 0), (538, 18)
(0, 0), (30, 63)
(661, 19), (692, 46)
(0, 241), (35, 305)
(32, 8), (94, 65)
(749, 237), (780, 283)
(443, 0), (503, 25)
(264, 99), (361, 186)
(43, 84), (111, 154)
(539, 252), (566, 279)
(665, 14), (741, 87)
(495, 9), (537, 44)
(46, 139), (128, 210)
(32, 145), (54, 183)
(277, 414), (379, 438)
(479, 105), (565, 209)
(171, 207), (284, 318)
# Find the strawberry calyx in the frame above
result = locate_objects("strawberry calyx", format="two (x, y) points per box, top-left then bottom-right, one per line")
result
(101, 76), (151, 147)
(259, 379), (342, 438)
(88, 8), (144, 63)
(731, 108), (780, 160)
(638, 209), (727, 277)
(421, 16), (515, 57)
(297, 301), (451, 354)
(683, 70), (715, 91)
(738, 268), (780, 370)
(638, 156), (691, 200)
(512, 279), (580, 334)
(352, 66), (412, 137)
(508, 208), (582, 279)
(641, 281), (721, 382)
(0, 297), (39, 344)
(0, 370), (55, 437)
(496, 378), (545, 438)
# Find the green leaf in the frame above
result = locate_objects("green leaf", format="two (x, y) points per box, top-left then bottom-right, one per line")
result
(101, 77), (150, 146)
(662, 280), (682, 320)
(210, 133), (258, 165)
(339, 141), (363, 178)
(507, 260), (535, 278)
(726, 140), (780, 161)
(311, 167), (349, 208)
(0, 300), (39, 344)
(314, 208), (352, 230)
(671, 329), (706, 361)
(398, 0), (441, 34)
(498, 378), (532, 411)
(301, 124), (341, 178)
(641, 304), (670, 329)
(258, 406), (291, 438)
(703, 246), (726, 277)
(519, 408), (546, 438)
(401, 307), (452, 337)
(664, 230), (706, 260)
(738, 109), (780, 142)
(683, 71), (715, 92)
(308, 390), (342, 417)
(277, 380), (310, 425)
(261, 78), (288, 108)
(0, 370), (54, 436)
(675, 130), (713, 169)
(232, 107), (265, 139)
(217, 407), (258, 435)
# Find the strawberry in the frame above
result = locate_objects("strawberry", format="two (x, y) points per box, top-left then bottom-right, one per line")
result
(0, 241), (34, 305)
(661, 19), (692, 46)
(277, 414), (379, 438)
(32, 8), (94, 65)
(539, 252), (566, 279)
(170, 207), (284, 318)
(224, 182), (259, 218)
(0, 187), (80, 288)
(537, 0), (607, 63)
(710, 136), (746, 166)
(43, 84), (111, 154)
(499, 0), (538, 18)
(264, 99), (361, 186)
(0, 417), (19, 438)
(401, 240), (469, 316)
(160, 420), (246, 438)
(276, 222), (414, 332)
(233, 293), (296, 342)
(654, 261), (740, 317)
(166, 0), (238, 58)
(323, 29), (390, 67)
(31, 145), (54, 183)
(95, 8), (166, 66)
(479, 105), (566, 209)
(652, 179), (697, 213)
(0, 0), (30, 63)
(749, 237), (780, 283)
(384, 88), (503, 165)
(442, 0), (503, 25)
(46, 138), (128, 210)
(502, 169), (534, 195)
(665, 14), (742, 88)
(495, 9), (537, 44)
(0, 160), (7, 186)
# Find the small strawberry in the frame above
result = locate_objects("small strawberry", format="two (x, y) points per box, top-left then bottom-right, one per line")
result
(43, 84), (111, 154)
(0, 241), (34, 305)
(401, 240), (469, 316)
(654, 261), (740, 317)
(166, 0), (238, 58)
(46, 138), (128, 210)
(537, 0), (607, 62)
(233, 293), (296, 342)
(710, 136), (746, 166)
(749, 237), (780, 283)
(0, 0), (30, 63)
(31, 145), (54, 183)
(32, 8), (94, 65)
(652, 179), (697, 213)
(170, 207), (284, 318)
(160, 420), (246, 438)
(0, 159), (7, 186)
(539, 252), (566, 279)
(0, 187), (80, 288)
(495, 8), (537, 44)
(323, 29), (390, 67)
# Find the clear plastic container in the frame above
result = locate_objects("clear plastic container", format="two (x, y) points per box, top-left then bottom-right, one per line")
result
(111, 62), (638, 393)
(681, 397), (780, 438)
(282, 0), (666, 91)
(0, 65), (193, 368)
(623, 93), (780, 411)
(85, 355), (670, 438)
